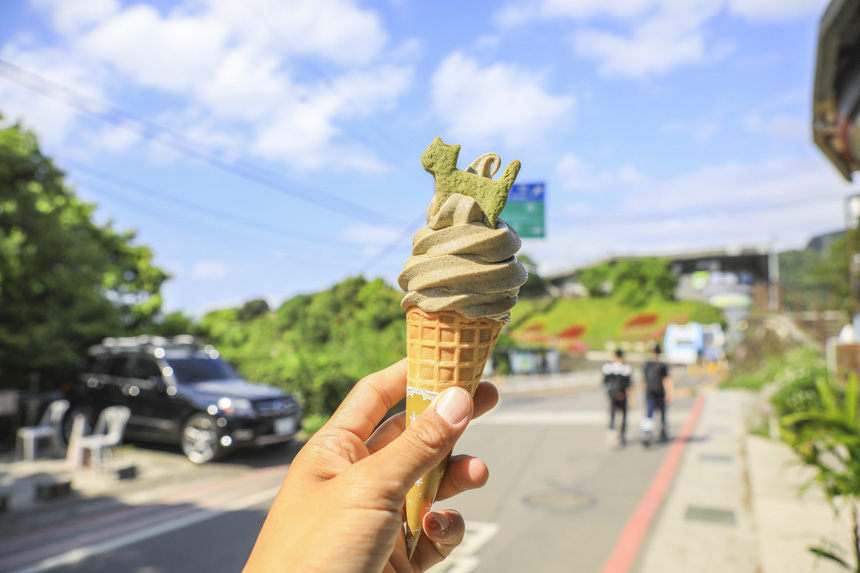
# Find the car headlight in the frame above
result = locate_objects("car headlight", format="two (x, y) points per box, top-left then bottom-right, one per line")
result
(217, 397), (255, 418)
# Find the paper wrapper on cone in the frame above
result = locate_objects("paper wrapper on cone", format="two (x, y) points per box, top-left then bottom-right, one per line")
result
(403, 306), (503, 558)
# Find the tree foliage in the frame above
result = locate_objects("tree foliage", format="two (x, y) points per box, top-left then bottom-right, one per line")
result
(516, 254), (547, 298)
(780, 234), (851, 311)
(197, 277), (406, 417)
(578, 257), (678, 307)
(0, 121), (170, 387)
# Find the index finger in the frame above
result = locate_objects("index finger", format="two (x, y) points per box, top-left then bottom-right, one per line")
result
(325, 358), (407, 441)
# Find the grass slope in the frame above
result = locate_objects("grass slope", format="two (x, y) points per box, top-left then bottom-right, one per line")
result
(508, 297), (725, 351)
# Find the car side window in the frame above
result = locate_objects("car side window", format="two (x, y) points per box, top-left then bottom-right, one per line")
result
(84, 355), (110, 374)
(109, 355), (133, 377)
(130, 358), (162, 381)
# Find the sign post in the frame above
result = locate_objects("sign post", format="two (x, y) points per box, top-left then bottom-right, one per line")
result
(500, 183), (545, 238)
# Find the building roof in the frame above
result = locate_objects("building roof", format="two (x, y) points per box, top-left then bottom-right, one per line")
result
(545, 245), (770, 282)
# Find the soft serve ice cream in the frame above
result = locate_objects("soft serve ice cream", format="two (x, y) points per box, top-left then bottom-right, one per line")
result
(398, 193), (527, 322)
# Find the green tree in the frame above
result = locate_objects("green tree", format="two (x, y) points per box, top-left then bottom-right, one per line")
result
(0, 121), (169, 387)
(812, 235), (851, 309)
(578, 263), (612, 298)
(517, 254), (548, 298)
(612, 257), (678, 307)
(238, 298), (270, 322)
(578, 258), (677, 307)
(198, 276), (406, 418)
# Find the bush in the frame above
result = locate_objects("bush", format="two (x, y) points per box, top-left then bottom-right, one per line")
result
(769, 347), (831, 417)
(301, 414), (330, 438)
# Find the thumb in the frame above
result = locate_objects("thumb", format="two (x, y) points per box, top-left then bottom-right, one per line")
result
(358, 387), (473, 500)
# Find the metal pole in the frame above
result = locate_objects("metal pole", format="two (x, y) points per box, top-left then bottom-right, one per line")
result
(768, 244), (779, 313)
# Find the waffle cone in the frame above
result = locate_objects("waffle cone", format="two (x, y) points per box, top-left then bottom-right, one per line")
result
(403, 306), (503, 558)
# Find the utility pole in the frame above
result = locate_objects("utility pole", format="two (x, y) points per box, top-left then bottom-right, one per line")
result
(768, 240), (780, 313)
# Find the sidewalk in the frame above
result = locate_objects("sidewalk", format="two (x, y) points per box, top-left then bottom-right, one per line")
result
(637, 388), (852, 573)
(0, 444), (288, 541)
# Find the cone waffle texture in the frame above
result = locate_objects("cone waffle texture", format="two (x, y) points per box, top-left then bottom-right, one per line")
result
(405, 307), (503, 395)
(404, 306), (502, 558)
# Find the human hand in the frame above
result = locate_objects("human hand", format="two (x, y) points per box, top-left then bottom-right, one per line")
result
(244, 358), (499, 573)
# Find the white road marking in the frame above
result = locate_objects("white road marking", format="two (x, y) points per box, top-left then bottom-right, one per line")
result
(11, 487), (280, 573)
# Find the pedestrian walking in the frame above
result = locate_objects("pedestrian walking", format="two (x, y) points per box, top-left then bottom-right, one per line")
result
(602, 349), (633, 447)
(643, 345), (674, 441)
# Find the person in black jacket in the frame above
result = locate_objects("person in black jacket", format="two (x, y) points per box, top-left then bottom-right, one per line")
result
(643, 345), (674, 441)
(602, 349), (633, 447)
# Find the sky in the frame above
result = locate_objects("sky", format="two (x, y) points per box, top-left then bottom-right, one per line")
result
(1, 0), (857, 316)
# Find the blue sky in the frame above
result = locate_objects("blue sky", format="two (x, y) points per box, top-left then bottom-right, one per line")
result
(1, 0), (855, 315)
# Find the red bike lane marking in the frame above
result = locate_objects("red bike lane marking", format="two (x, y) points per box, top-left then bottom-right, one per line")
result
(0, 464), (287, 567)
(599, 394), (706, 573)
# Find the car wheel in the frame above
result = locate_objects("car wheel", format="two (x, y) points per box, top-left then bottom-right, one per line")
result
(63, 405), (94, 443)
(181, 414), (222, 464)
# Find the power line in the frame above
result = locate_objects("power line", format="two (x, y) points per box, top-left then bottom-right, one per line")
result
(0, 58), (398, 226)
(360, 213), (425, 274)
(81, 180), (356, 264)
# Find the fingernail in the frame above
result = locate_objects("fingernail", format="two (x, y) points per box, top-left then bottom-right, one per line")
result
(436, 388), (470, 424)
(427, 512), (450, 535)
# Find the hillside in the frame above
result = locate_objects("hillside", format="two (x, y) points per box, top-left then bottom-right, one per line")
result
(507, 297), (725, 352)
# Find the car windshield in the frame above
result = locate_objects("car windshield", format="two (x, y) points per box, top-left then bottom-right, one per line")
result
(167, 357), (238, 384)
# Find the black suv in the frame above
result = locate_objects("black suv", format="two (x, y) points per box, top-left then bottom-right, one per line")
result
(65, 335), (303, 463)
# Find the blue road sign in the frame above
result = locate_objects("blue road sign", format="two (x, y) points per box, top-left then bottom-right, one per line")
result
(501, 183), (545, 238)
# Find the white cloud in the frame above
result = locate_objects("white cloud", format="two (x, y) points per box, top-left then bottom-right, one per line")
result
(662, 119), (723, 142)
(494, 0), (820, 78)
(727, 0), (828, 20)
(555, 154), (649, 192)
(431, 52), (575, 148)
(574, 1), (725, 77)
(191, 260), (231, 280)
(744, 114), (807, 140)
(250, 65), (410, 171)
(79, 5), (228, 93)
(742, 90), (809, 141)
(30, 0), (120, 35)
(532, 155), (853, 275)
(0, 44), (107, 148)
(4, 0), (409, 171)
(205, 0), (388, 67)
(338, 223), (402, 245)
(494, 0), (655, 29)
(337, 223), (409, 259)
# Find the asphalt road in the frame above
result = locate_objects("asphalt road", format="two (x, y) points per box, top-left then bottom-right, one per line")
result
(443, 380), (699, 572)
(9, 370), (710, 573)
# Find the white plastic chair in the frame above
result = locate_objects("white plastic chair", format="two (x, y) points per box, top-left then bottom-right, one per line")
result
(79, 406), (131, 473)
(15, 399), (70, 461)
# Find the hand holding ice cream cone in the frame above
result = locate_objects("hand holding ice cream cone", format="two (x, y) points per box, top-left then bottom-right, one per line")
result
(245, 359), (500, 572)
(399, 137), (528, 557)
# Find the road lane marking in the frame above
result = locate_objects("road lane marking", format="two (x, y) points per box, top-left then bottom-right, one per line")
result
(0, 464), (288, 556)
(598, 394), (706, 573)
(9, 487), (279, 573)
